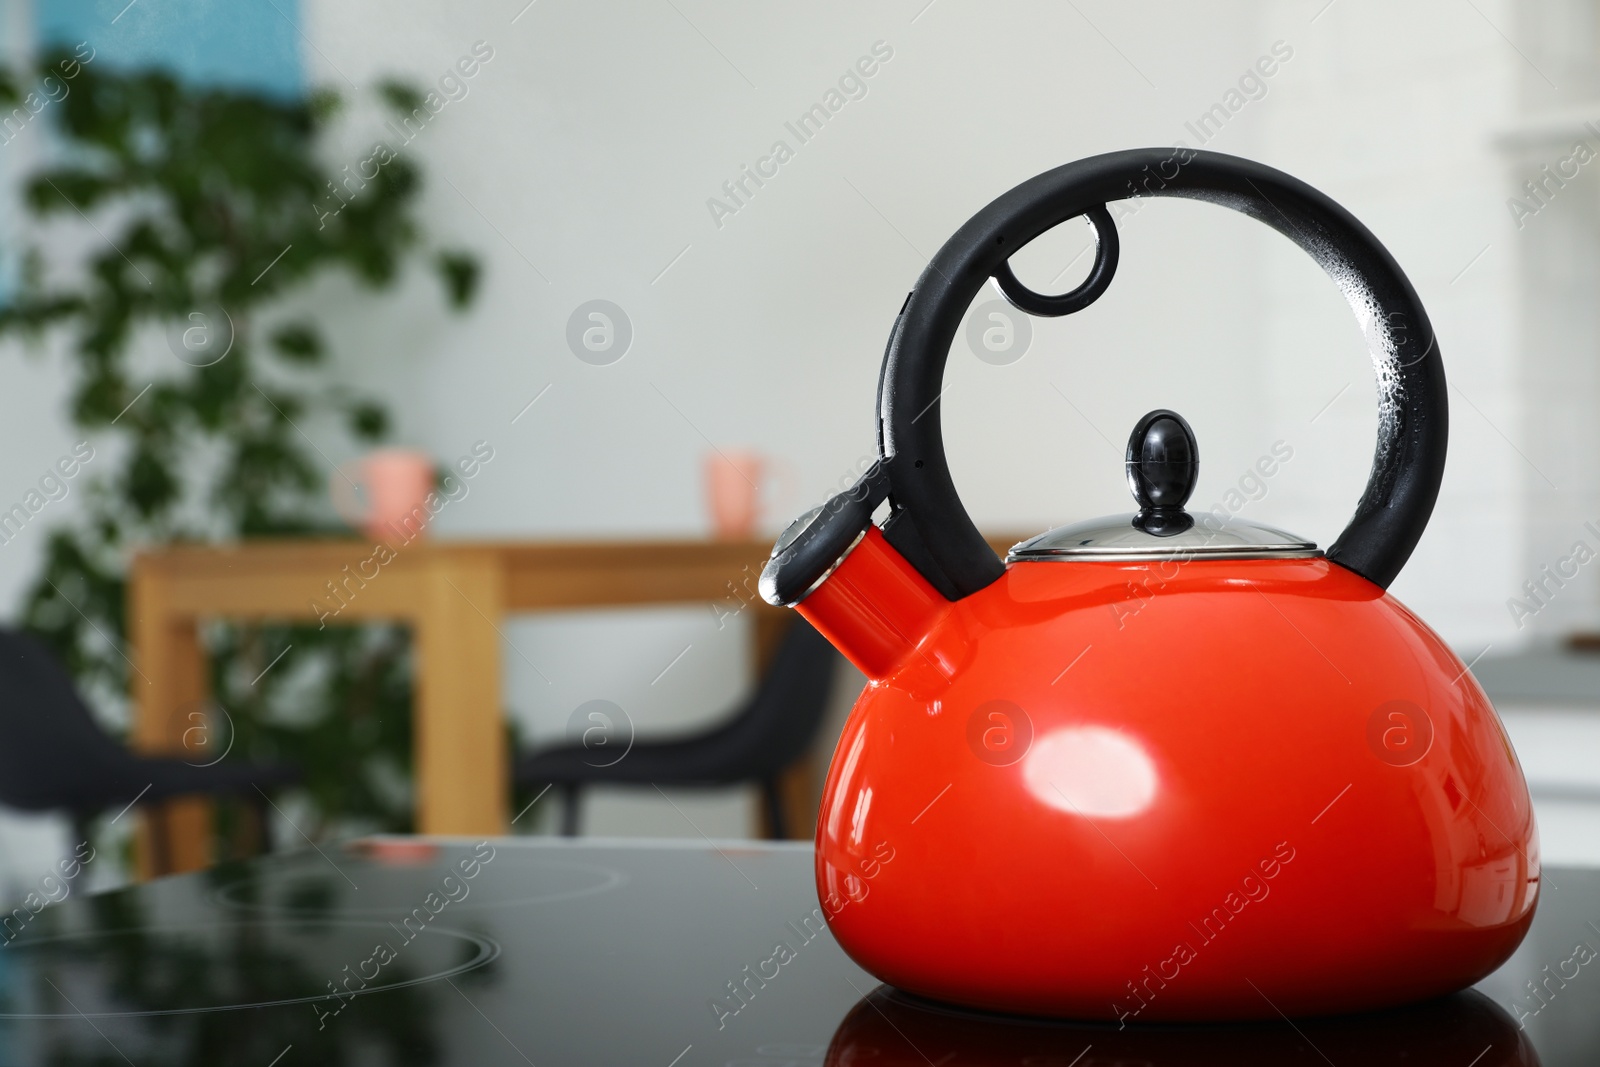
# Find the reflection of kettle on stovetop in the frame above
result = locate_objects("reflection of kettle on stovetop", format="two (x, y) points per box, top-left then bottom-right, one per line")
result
(761, 149), (1536, 1020)
(824, 985), (1540, 1066)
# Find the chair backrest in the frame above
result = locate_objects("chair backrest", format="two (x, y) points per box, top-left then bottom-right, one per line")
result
(0, 628), (134, 811)
(517, 617), (845, 788)
(718, 619), (841, 778)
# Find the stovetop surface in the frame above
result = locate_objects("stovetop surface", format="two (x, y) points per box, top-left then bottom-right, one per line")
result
(0, 837), (1591, 1066)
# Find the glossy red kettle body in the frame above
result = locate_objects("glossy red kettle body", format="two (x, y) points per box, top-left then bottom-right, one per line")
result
(802, 531), (1534, 1020)
(761, 149), (1536, 1020)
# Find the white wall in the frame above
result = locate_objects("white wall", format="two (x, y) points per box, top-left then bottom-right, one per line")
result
(1252, 0), (1528, 649)
(297, 0), (1288, 835)
(293, 0), (1557, 630)
(1498, 0), (1600, 644)
(290, 0), (1547, 826)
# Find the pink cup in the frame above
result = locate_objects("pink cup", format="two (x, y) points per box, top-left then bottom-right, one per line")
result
(331, 448), (437, 543)
(705, 450), (790, 540)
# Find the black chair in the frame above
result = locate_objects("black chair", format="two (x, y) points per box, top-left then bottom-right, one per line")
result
(0, 628), (301, 867)
(515, 619), (841, 839)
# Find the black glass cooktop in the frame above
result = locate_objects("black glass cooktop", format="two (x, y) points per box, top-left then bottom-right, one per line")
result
(0, 838), (1592, 1065)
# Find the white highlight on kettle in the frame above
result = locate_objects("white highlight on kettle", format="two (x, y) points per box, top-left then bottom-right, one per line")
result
(1025, 726), (1158, 819)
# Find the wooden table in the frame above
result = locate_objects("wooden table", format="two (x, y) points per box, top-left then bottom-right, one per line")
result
(128, 538), (791, 876)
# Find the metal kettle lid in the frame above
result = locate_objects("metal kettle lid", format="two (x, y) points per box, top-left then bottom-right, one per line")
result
(1007, 410), (1319, 563)
(1007, 514), (1318, 561)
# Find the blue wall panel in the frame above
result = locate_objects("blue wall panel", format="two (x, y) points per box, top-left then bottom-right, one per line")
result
(34, 0), (303, 98)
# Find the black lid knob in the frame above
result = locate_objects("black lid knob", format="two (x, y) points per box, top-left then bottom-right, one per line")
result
(1126, 410), (1198, 532)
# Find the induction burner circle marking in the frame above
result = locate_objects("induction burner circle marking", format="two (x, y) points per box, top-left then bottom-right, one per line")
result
(209, 856), (626, 916)
(0, 920), (499, 1018)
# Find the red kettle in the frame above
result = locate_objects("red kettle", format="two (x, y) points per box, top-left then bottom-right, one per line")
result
(761, 149), (1537, 1021)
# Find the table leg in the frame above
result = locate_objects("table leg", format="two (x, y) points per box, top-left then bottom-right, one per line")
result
(749, 610), (820, 840)
(752, 608), (792, 673)
(412, 556), (508, 835)
(128, 564), (212, 877)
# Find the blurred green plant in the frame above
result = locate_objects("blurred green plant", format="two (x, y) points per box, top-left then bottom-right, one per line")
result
(0, 51), (481, 846)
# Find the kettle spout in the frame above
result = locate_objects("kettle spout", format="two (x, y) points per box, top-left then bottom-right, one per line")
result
(790, 526), (948, 680)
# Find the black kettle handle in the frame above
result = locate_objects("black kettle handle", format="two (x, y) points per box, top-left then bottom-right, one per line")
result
(876, 147), (1446, 599)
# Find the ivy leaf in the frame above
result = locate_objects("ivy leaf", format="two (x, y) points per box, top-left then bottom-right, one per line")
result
(307, 87), (342, 124)
(0, 58), (479, 848)
(270, 322), (324, 364)
(125, 442), (181, 518)
(26, 171), (115, 214)
(349, 402), (388, 441)
(376, 79), (425, 115)
(435, 251), (480, 309)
